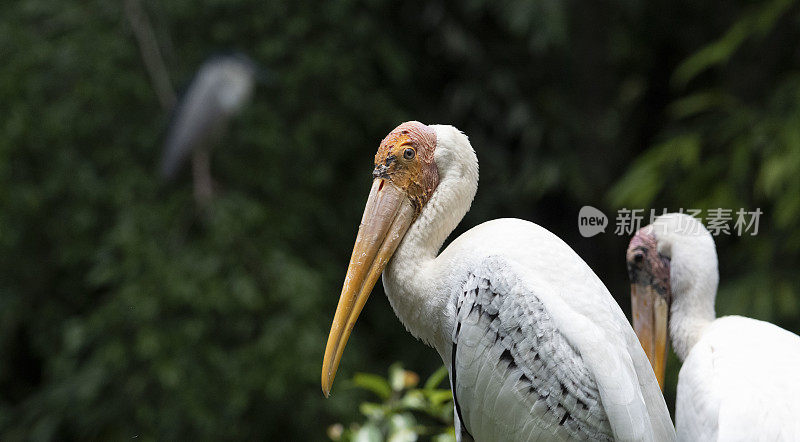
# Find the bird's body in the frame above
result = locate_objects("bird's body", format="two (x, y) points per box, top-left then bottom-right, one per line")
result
(676, 316), (800, 441)
(160, 54), (257, 179)
(322, 122), (674, 441)
(628, 214), (800, 441)
(386, 218), (672, 440)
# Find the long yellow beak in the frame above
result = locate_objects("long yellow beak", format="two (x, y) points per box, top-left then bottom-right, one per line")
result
(321, 179), (416, 397)
(631, 283), (669, 390)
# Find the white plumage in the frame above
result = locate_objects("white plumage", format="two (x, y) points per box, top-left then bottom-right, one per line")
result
(641, 214), (800, 441)
(375, 125), (675, 440)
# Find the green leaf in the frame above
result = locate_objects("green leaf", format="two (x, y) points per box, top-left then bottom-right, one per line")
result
(423, 366), (449, 391)
(672, 0), (795, 88)
(424, 390), (454, 408)
(431, 431), (457, 442)
(399, 390), (426, 410)
(668, 91), (738, 120)
(608, 134), (701, 207)
(359, 402), (386, 420)
(353, 373), (392, 400)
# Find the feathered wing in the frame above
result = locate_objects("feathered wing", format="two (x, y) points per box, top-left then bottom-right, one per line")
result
(623, 319), (677, 440)
(677, 316), (800, 441)
(160, 66), (229, 179)
(449, 256), (674, 441)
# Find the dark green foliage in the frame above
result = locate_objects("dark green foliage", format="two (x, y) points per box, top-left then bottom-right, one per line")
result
(610, 0), (800, 327)
(1, 0), (798, 439)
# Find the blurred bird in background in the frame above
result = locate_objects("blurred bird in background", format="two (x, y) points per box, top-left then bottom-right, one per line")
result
(159, 54), (260, 205)
(125, 0), (267, 207)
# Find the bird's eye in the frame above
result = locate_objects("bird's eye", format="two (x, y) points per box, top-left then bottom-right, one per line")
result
(403, 148), (416, 160)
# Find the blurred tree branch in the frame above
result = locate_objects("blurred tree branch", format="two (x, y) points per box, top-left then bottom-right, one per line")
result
(123, 0), (176, 110)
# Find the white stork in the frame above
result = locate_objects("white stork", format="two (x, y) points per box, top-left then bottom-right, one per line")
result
(322, 121), (675, 441)
(627, 213), (800, 440)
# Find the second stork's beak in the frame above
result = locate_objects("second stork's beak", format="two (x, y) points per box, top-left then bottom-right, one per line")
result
(630, 282), (669, 390)
(321, 179), (416, 397)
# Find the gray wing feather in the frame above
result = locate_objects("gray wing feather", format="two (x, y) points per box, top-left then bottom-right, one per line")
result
(450, 257), (614, 441)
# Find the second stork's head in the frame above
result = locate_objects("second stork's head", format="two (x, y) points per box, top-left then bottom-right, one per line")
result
(626, 213), (718, 389)
(321, 121), (478, 397)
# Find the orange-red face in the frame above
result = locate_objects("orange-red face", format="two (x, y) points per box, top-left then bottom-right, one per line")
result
(627, 229), (671, 298)
(372, 121), (439, 215)
(626, 227), (672, 390)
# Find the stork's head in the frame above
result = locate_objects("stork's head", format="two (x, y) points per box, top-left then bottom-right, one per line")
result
(321, 121), (459, 397)
(372, 121), (440, 213)
(626, 213), (718, 389)
(210, 55), (258, 113)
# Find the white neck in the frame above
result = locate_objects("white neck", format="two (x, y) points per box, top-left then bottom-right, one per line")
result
(653, 214), (719, 361)
(383, 125), (479, 353)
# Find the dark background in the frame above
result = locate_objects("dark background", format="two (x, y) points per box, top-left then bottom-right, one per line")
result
(2, 0), (799, 439)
